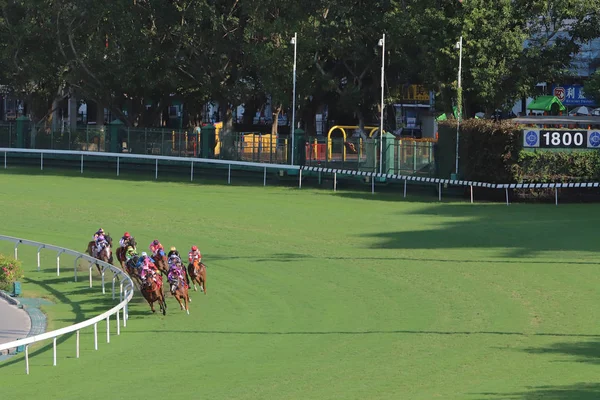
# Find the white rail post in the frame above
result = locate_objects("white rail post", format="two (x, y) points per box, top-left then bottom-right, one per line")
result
(334, 172), (337, 191)
(371, 176), (375, 194)
(116, 309), (121, 336)
(101, 267), (105, 295)
(40, 152), (43, 170)
(4, 151), (6, 169)
(56, 250), (63, 276)
(299, 168), (302, 189)
(89, 262), (94, 288)
(555, 187), (558, 206)
(119, 281), (123, 302)
(438, 182), (442, 201)
(228, 164), (231, 184)
(112, 273), (116, 300)
(25, 345), (29, 374)
(94, 323), (98, 350)
(123, 291), (128, 327)
(117, 156), (120, 176)
(14, 242), (19, 259)
(37, 245), (44, 271)
(505, 187), (509, 206)
(155, 159), (158, 180)
(404, 178), (407, 198)
(263, 166), (267, 186)
(53, 337), (57, 366)
(106, 316), (110, 343)
(80, 154), (84, 173)
(76, 330), (80, 358)
(470, 185), (474, 203)
(190, 161), (194, 181)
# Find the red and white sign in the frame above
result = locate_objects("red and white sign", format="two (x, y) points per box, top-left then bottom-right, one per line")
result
(554, 86), (566, 102)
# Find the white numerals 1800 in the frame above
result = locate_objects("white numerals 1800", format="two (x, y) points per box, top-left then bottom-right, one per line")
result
(542, 131), (584, 147)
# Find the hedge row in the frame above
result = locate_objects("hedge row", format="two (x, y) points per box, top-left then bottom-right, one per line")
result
(0, 253), (23, 291)
(437, 119), (600, 184)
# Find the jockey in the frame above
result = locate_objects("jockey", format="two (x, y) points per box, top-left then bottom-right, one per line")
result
(95, 233), (107, 257)
(119, 232), (132, 248)
(188, 245), (202, 265)
(168, 253), (182, 267)
(93, 228), (104, 241)
(167, 263), (186, 283)
(125, 245), (137, 261)
(149, 240), (165, 258)
(167, 246), (180, 259)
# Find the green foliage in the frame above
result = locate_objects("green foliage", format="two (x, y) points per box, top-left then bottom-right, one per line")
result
(439, 119), (600, 184)
(513, 151), (600, 183)
(584, 70), (600, 104)
(0, 253), (23, 291)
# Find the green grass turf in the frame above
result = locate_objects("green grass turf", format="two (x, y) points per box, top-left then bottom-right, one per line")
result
(1, 166), (600, 399)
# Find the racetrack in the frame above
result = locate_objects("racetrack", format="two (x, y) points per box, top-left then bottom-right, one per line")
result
(1, 167), (600, 399)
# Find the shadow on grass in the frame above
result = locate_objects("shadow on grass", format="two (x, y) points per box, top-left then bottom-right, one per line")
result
(478, 383), (600, 399)
(521, 340), (600, 365)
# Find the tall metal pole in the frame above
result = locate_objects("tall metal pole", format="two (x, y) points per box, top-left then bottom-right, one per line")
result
(455, 36), (463, 176)
(291, 32), (298, 165)
(379, 34), (385, 175)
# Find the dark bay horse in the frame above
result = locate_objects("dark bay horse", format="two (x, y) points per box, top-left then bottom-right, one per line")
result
(141, 273), (167, 315)
(168, 275), (190, 315)
(187, 260), (207, 294)
(86, 233), (113, 275)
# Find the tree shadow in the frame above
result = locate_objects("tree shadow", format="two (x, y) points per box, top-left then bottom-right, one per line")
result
(478, 383), (600, 399)
(358, 203), (599, 257)
(521, 340), (600, 365)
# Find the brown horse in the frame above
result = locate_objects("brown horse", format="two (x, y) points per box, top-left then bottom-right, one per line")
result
(168, 274), (190, 315)
(187, 260), (207, 294)
(86, 234), (113, 275)
(152, 253), (169, 277)
(116, 237), (137, 269)
(140, 272), (167, 315)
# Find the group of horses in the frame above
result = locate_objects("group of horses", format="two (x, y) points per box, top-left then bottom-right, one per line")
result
(85, 233), (207, 316)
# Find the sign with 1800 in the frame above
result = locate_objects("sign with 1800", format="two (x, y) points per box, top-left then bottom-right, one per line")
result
(523, 130), (600, 149)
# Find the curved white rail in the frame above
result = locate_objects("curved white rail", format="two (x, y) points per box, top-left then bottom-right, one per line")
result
(0, 235), (134, 374)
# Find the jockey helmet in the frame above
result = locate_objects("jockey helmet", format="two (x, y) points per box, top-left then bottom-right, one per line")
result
(170, 246), (176, 251)
(124, 232), (131, 238)
(98, 228), (104, 233)
(141, 252), (148, 257)
(153, 239), (160, 245)
(191, 245), (198, 251)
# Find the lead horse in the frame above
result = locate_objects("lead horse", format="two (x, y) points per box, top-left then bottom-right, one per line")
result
(86, 233), (113, 275)
(187, 260), (207, 294)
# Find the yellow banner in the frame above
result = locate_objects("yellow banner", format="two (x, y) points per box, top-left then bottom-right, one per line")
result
(401, 85), (430, 102)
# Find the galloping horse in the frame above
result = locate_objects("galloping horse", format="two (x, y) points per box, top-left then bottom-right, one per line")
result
(86, 233), (113, 274)
(186, 260), (207, 294)
(116, 237), (137, 269)
(152, 252), (169, 277)
(168, 275), (190, 315)
(141, 273), (167, 315)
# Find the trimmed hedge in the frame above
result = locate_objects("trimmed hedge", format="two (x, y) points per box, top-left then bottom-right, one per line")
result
(437, 119), (600, 184)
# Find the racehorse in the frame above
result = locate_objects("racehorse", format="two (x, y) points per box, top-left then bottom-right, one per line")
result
(86, 233), (113, 275)
(116, 237), (137, 268)
(152, 252), (169, 277)
(124, 257), (143, 288)
(186, 260), (207, 294)
(140, 273), (167, 315)
(168, 276), (190, 315)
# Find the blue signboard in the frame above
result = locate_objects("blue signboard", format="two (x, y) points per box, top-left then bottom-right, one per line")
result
(552, 85), (596, 106)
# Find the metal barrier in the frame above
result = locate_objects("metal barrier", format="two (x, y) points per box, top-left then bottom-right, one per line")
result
(0, 235), (135, 374)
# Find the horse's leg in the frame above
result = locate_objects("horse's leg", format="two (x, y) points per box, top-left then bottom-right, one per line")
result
(160, 293), (167, 316)
(149, 299), (156, 313)
(202, 270), (207, 294)
(184, 290), (190, 315)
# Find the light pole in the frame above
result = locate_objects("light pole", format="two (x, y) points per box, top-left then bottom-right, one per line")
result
(378, 34), (385, 175)
(290, 32), (298, 165)
(454, 36), (463, 177)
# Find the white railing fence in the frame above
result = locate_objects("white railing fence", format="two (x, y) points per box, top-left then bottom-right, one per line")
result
(0, 235), (134, 374)
(2, 147), (599, 205)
